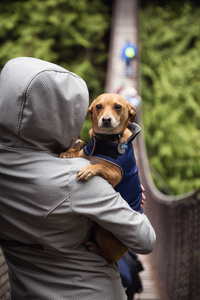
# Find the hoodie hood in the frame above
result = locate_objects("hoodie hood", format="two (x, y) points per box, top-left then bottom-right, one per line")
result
(0, 57), (89, 154)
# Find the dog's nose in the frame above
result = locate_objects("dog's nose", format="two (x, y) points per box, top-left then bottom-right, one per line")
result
(102, 116), (111, 124)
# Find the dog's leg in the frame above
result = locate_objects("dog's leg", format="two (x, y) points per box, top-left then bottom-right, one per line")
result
(60, 140), (85, 158)
(86, 223), (128, 264)
(77, 162), (121, 187)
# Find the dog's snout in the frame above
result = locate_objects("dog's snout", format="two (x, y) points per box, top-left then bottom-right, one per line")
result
(102, 116), (111, 125)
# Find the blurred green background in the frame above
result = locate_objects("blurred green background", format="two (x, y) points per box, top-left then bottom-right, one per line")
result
(0, 0), (112, 99)
(141, 0), (200, 195)
(0, 0), (199, 195)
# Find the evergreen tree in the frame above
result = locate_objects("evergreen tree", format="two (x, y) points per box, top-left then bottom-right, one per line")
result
(0, 0), (112, 100)
(141, 2), (200, 194)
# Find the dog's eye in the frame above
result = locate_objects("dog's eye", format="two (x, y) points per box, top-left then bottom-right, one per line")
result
(114, 104), (122, 110)
(96, 104), (103, 110)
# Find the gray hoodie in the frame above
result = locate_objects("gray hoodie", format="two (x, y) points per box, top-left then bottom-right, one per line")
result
(0, 57), (156, 299)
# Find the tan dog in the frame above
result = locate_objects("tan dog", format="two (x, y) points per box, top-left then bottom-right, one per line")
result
(60, 93), (137, 263)
(61, 93), (136, 186)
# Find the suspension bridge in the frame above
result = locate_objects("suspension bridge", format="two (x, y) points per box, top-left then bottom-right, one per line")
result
(0, 0), (200, 299)
(105, 0), (200, 299)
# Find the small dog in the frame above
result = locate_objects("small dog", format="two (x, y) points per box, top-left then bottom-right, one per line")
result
(60, 93), (142, 263)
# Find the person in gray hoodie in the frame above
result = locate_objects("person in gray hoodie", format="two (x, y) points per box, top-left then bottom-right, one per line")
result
(0, 57), (156, 300)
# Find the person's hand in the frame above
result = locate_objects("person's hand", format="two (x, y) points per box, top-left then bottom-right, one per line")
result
(141, 184), (146, 206)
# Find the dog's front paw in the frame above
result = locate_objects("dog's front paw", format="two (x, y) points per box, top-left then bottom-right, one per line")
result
(60, 151), (73, 158)
(60, 152), (67, 158)
(77, 166), (96, 181)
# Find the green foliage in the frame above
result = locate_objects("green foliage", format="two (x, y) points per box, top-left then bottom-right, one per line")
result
(0, 0), (112, 144)
(0, 0), (111, 100)
(80, 116), (91, 142)
(141, 2), (200, 195)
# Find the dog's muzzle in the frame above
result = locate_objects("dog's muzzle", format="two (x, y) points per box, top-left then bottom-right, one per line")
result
(102, 116), (112, 126)
(99, 116), (113, 128)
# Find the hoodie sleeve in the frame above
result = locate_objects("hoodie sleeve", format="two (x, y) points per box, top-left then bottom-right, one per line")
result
(69, 162), (156, 254)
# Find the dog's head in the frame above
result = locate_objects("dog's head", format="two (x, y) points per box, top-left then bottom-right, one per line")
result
(88, 93), (136, 134)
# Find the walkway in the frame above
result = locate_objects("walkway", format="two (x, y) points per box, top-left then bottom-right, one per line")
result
(105, 0), (139, 94)
(105, 0), (168, 299)
(135, 254), (168, 300)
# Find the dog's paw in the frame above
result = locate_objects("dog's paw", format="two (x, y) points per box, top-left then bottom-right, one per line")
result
(85, 241), (106, 257)
(85, 241), (114, 264)
(85, 241), (99, 253)
(60, 151), (68, 158)
(76, 166), (95, 181)
(60, 151), (73, 158)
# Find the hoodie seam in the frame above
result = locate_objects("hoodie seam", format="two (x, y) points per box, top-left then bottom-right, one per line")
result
(17, 69), (81, 149)
(0, 143), (58, 156)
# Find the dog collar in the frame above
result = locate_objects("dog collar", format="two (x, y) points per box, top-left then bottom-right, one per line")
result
(94, 132), (124, 142)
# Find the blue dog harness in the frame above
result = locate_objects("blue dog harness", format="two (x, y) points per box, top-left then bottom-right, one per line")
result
(83, 123), (142, 212)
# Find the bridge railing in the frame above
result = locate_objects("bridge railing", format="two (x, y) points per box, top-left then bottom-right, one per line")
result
(135, 121), (200, 300)
(1, 1), (200, 299)
(0, 249), (10, 299)
(106, 0), (200, 297)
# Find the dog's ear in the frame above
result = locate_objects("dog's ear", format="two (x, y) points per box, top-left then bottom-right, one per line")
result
(88, 102), (94, 121)
(129, 104), (137, 122)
